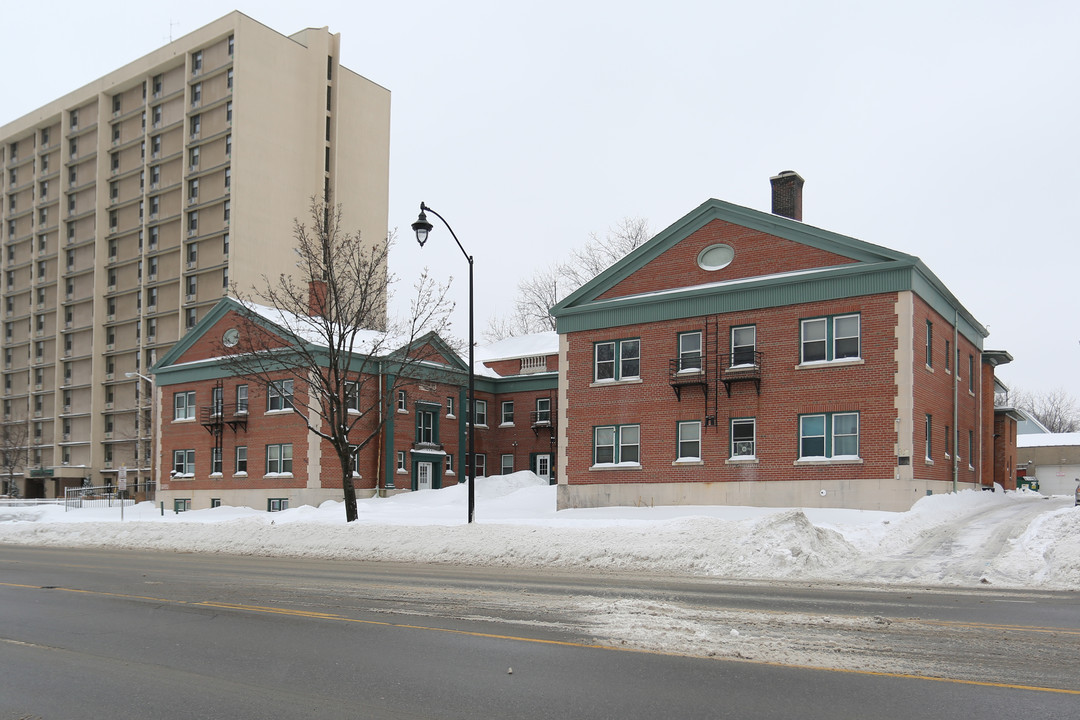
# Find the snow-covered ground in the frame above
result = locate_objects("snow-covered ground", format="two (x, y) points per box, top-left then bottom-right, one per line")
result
(2, 473), (1078, 590)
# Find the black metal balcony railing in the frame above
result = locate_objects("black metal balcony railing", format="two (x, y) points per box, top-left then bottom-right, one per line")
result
(200, 403), (248, 423)
(530, 410), (552, 427)
(669, 355), (706, 381)
(720, 351), (762, 396)
(200, 403), (248, 433)
(668, 352), (764, 397)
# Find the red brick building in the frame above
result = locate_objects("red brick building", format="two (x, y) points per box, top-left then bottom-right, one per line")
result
(550, 172), (1016, 512)
(151, 299), (557, 512)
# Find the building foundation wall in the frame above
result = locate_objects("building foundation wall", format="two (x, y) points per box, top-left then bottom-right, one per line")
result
(557, 478), (974, 513)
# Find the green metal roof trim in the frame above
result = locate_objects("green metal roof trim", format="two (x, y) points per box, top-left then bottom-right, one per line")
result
(551, 198), (987, 347)
(153, 297), (473, 384)
(151, 297), (248, 373)
(473, 373), (559, 395)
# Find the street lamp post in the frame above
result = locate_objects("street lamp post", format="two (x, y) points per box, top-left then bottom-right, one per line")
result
(412, 202), (476, 524)
(125, 371), (156, 500)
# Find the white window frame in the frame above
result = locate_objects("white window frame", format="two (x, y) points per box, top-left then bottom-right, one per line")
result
(266, 443), (293, 475)
(345, 381), (360, 412)
(678, 331), (702, 372)
(501, 401), (514, 426)
(173, 391), (196, 420)
(800, 314), (860, 363)
(501, 453), (514, 475)
(472, 399), (487, 427)
(267, 379), (293, 411)
(799, 412), (859, 460)
(925, 414), (933, 461)
(535, 397), (551, 424)
(677, 421), (701, 461)
(594, 338), (641, 382)
(235, 445), (247, 474)
(731, 418), (756, 458)
(593, 424), (641, 466)
(173, 449), (195, 476)
(731, 325), (757, 367)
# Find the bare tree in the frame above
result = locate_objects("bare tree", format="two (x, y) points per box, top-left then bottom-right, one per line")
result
(485, 217), (650, 341)
(0, 418), (28, 498)
(1011, 387), (1080, 433)
(561, 217), (652, 290)
(223, 197), (453, 522)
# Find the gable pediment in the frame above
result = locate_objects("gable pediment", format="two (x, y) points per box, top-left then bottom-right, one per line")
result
(551, 198), (922, 332)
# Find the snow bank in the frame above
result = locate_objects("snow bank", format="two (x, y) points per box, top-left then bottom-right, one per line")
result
(1, 476), (1077, 590)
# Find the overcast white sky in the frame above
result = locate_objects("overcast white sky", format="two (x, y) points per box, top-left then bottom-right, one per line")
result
(5, 1), (1079, 400)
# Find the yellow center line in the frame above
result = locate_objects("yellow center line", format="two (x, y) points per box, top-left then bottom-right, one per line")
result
(4, 582), (1078, 696)
(917, 619), (1080, 636)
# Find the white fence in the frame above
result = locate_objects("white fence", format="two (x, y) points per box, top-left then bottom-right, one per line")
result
(63, 485), (136, 511)
(0, 498), (64, 507)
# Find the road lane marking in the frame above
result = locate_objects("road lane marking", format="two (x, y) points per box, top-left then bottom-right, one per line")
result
(3, 581), (1078, 696)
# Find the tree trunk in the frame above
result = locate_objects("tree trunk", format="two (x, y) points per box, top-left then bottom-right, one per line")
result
(341, 469), (359, 522)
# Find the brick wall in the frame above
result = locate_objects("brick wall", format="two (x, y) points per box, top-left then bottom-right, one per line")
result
(597, 218), (859, 301)
(563, 293), (902, 486)
(910, 297), (982, 486)
(993, 412), (1018, 490)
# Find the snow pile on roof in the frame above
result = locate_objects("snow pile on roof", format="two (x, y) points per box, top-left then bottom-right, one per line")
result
(476, 332), (559, 363)
(1, 475), (1076, 590)
(1018, 432), (1080, 448)
(239, 299), (405, 356)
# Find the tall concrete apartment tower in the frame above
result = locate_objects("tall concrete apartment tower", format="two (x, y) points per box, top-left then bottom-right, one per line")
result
(0, 12), (390, 498)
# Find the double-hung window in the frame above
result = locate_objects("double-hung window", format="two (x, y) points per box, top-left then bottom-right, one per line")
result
(925, 321), (933, 367)
(236, 384), (248, 414)
(800, 314), (860, 363)
(925, 414), (933, 461)
(266, 443), (293, 475)
(731, 418), (756, 458)
(417, 409), (435, 444)
(535, 397), (551, 424)
(211, 447), (222, 475)
(501, 401), (514, 426)
(174, 391), (196, 420)
(731, 325), (757, 366)
(677, 332), (702, 372)
(593, 424), (640, 466)
(595, 339), (640, 381)
(345, 381), (359, 412)
(235, 446), (247, 474)
(472, 399), (487, 427)
(799, 412), (859, 459)
(677, 421), (701, 460)
(173, 449), (195, 475)
(501, 454), (514, 475)
(267, 380), (293, 411)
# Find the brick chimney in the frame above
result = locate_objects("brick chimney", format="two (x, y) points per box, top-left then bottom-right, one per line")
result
(770, 171), (804, 221)
(308, 279), (328, 317)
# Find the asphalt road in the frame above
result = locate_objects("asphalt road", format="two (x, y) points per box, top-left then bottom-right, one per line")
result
(1, 546), (1077, 719)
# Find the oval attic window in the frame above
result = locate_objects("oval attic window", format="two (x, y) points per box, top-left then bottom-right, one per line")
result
(697, 244), (734, 271)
